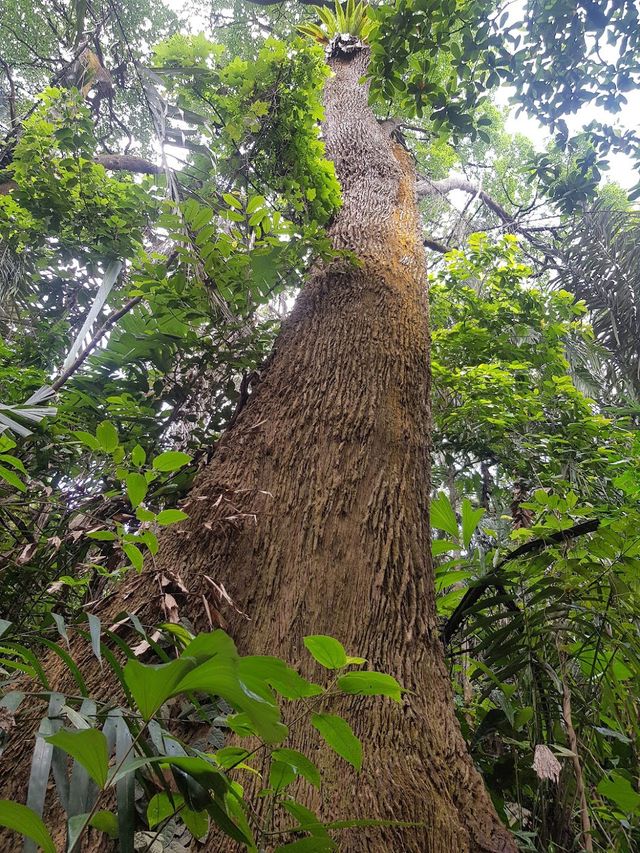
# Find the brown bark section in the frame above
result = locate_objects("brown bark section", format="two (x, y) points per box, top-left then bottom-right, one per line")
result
(0, 43), (515, 852)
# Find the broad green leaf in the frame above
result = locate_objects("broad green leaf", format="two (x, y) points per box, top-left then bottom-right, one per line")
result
(270, 760), (296, 791)
(126, 473), (148, 508)
(597, 772), (640, 814)
(430, 493), (458, 538)
(0, 801), (55, 853)
(239, 656), (323, 699)
(73, 431), (99, 450)
(45, 728), (109, 788)
(206, 798), (252, 845)
(461, 499), (485, 548)
(89, 810), (119, 838)
(122, 543), (144, 572)
(152, 451), (191, 472)
(273, 748), (321, 789)
(123, 657), (196, 720)
(303, 635), (347, 669)
(281, 801), (329, 837)
(431, 539), (459, 556)
(337, 671), (402, 702)
(182, 807), (209, 840)
(96, 421), (119, 453)
(311, 713), (362, 770)
(213, 747), (253, 770)
(156, 509), (189, 525)
(0, 465), (26, 492)
(110, 755), (225, 793)
(136, 506), (156, 522)
(147, 792), (184, 828)
(86, 530), (116, 541)
(131, 444), (146, 466)
(175, 655), (286, 744)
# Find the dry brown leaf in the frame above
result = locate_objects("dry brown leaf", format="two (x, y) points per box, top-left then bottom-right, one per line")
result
(17, 542), (37, 564)
(533, 744), (562, 783)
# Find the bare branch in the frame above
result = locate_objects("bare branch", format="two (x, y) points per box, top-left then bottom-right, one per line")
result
(417, 176), (514, 224)
(93, 154), (161, 173)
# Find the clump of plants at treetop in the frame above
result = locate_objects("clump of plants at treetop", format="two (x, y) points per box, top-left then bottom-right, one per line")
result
(0, 624), (411, 851)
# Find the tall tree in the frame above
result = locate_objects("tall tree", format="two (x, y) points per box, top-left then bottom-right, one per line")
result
(0, 14), (517, 853)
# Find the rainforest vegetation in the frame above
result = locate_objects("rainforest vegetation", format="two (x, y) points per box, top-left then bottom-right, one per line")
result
(0, 0), (639, 849)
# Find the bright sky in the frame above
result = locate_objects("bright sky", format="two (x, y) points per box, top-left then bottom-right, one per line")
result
(499, 87), (640, 191)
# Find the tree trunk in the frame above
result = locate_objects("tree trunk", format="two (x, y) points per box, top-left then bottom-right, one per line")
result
(0, 40), (515, 853)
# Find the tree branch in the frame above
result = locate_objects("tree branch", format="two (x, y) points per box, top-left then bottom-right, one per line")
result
(417, 176), (515, 224)
(442, 519), (601, 646)
(93, 154), (161, 173)
(423, 236), (452, 254)
(0, 154), (162, 194)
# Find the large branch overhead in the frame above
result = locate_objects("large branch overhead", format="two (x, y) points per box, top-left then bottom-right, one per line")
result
(93, 154), (161, 174)
(417, 175), (515, 224)
(0, 154), (162, 194)
(418, 175), (561, 260)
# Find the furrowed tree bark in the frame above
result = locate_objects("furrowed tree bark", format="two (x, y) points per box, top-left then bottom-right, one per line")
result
(0, 41), (515, 852)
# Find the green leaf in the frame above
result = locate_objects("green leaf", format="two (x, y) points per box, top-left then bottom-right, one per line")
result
(272, 748), (321, 789)
(131, 444), (146, 466)
(156, 509), (189, 525)
(122, 543), (144, 572)
(0, 465), (26, 492)
(311, 713), (362, 770)
(136, 507), (156, 522)
(281, 801), (329, 837)
(430, 493), (458, 538)
(303, 635), (347, 669)
(110, 755), (225, 793)
(152, 451), (192, 472)
(461, 499), (485, 548)
(270, 759), (296, 791)
(0, 453), (26, 474)
(239, 656), (323, 699)
(597, 772), (640, 814)
(337, 671), (402, 702)
(0, 801), (55, 853)
(147, 792), (184, 828)
(45, 729), (109, 788)
(246, 195), (265, 214)
(73, 431), (99, 450)
(126, 473), (148, 508)
(432, 539), (459, 556)
(123, 657), (197, 720)
(175, 654), (286, 744)
(182, 807), (209, 840)
(223, 192), (243, 210)
(89, 810), (119, 838)
(96, 421), (119, 453)
(206, 797), (252, 845)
